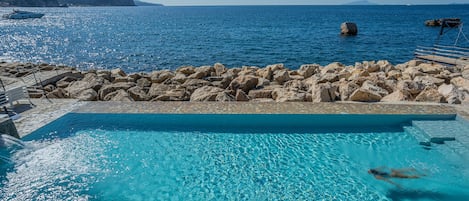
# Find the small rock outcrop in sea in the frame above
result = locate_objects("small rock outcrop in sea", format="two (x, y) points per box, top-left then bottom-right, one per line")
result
(340, 22), (358, 36)
(1, 60), (468, 104)
(425, 18), (461, 27)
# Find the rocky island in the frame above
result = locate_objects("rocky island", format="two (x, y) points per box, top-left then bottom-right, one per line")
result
(1, 60), (468, 104)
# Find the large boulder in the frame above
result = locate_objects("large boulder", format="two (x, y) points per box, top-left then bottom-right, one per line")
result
(438, 84), (462, 104)
(311, 82), (337, 103)
(418, 63), (443, 74)
(381, 90), (410, 102)
(190, 86), (225, 101)
(214, 63), (227, 76)
(216, 91), (235, 102)
(176, 66), (195, 75)
(98, 82), (136, 100)
(349, 88), (382, 102)
(414, 75), (445, 87)
(451, 77), (469, 92)
(128, 86), (150, 101)
(75, 89), (98, 101)
(322, 62), (344, 75)
(415, 87), (445, 103)
(272, 88), (306, 102)
(361, 80), (389, 97)
(248, 89), (273, 99)
(148, 83), (173, 98)
(151, 70), (174, 83)
(297, 64), (320, 79)
(340, 22), (358, 36)
(397, 80), (426, 96)
(273, 69), (291, 84)
(152, 89), (190, 101)
(104, 89), (133, 102)
(228, 75), (259, 93)
(338, 80), (360, 101)
(235, 89), (250, 101)
(65, 73), (105, 99)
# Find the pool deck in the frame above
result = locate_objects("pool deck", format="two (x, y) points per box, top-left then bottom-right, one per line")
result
(10, 99), (469, 138)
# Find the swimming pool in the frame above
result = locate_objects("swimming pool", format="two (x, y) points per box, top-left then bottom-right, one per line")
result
(1, 113), (469, 200)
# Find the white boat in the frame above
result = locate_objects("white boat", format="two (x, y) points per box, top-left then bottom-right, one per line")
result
(2, 10), (44, 19)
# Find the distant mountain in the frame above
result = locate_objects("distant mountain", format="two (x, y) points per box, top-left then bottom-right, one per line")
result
(134, 0), (163, 6)
(0, 0), (60, 7)
(58, 0), (135, 6)
(344, 0), (377, 5)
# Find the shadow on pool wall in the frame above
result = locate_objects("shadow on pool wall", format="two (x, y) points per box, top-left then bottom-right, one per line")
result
(386, 189), (469, 201)
(22, 113), (457, 141)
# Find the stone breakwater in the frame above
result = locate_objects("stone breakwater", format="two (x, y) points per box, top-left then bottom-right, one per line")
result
(1, 60), (469, 104)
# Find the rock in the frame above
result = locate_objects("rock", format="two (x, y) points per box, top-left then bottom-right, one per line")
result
(46, 88), (67, 99)
(215, 91), (235, 102)
(235, 89), (250, 101)
(361, 80), (389, 97)
(176, 66), (195, 75)
(386, 70), (402, 80)
(113, 76), (133, 83)
(318, 73), (339, 84)
(111, 68), (126, 77)
(104, 89), (133, 102)
(65, 73), (105, 99)
(298, 64), (320, 79)
(97, 70), (112, 81)
(43, 84), (56, 92)
(257, 68), (273, 80)
(425, 19), (441, 26)
(415, 87), (445, 103)
(322, 62), (344, 74)
(228, 75), (259, 93)
(238, 66), (259, 76)
(272, 88), (306, 102)
(190, 86), (225, 101)
(311, 82), (337, 103)
(381, 90), (410, 102)
(414, 75), (445, 87)
(284, 80), (307, 92)
(172, 73), (188, 84)
(407, 60), (424, 67)
(151, 70), (174, 83)
(148, 83), (173, 98)
(214, 63), (227, 76)
(451, 77), (469, 91)
(98, 82), (136, 100)
(349, 88), (382, 102)
(397, 80), (426, 96)
(136, 77), (152, 88)
(438, 84), (462, 104)
(192, 66), (214, 78)
(273, 69), (291, 84)
(348, 69), (369, 81)
(153, 89), (190, 101)
(182, 79), (212, 93)
(402, 67), (424, 80)
(338, 80), (360, 101)
(340, 22), (358, 36)
(418, 63), (443, 74)
(128, 86), (150, 101)
(76, 89), (98, 101)
(248, 89), (273, 99)
(363, 61), (380, 73)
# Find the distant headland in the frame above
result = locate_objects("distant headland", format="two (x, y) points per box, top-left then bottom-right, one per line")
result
(0, 0), (165, 7)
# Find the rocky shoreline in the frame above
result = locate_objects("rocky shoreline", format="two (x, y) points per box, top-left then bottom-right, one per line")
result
(1, 60), (469, 104)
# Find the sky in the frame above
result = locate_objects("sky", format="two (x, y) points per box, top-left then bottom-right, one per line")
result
(142, 0), (469, 6)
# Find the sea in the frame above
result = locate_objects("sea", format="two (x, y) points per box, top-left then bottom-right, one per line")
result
(0, 5), (468, 72)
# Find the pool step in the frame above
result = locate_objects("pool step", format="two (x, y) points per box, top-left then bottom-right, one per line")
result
(412, 119), (469, 159)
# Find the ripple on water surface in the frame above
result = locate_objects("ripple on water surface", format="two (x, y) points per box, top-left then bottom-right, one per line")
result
(1, 128), (469, 200)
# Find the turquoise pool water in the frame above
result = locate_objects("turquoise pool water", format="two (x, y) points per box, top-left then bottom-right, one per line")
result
(1, 114), (469, 200)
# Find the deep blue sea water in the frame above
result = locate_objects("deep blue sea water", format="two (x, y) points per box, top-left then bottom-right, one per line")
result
(1, 5), (469, 72)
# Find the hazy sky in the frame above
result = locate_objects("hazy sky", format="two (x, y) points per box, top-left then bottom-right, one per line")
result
(143, 0), (469, 6)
